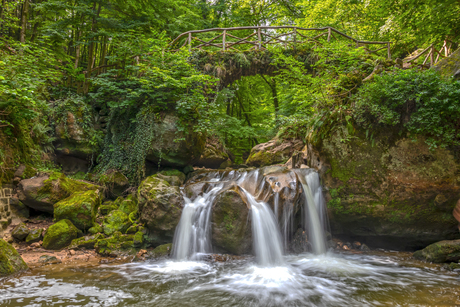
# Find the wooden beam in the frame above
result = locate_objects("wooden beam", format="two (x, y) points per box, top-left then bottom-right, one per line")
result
(223, 30), (226, 51)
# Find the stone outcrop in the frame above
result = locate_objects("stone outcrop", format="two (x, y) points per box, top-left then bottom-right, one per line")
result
(137, 175), (184, 245)
(304, 124), (460, 250)
(246, 138), (304, 167)
(194, 138), (231, 169)
(145, 114), (205, 168)
(0, 239), (28, 276)
(17, 172), (100, 214)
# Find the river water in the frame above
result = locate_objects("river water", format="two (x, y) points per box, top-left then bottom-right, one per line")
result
(1, 251), (460, 306)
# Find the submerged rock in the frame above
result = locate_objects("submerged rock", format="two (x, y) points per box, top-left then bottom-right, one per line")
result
(0, 239), (28, 276)
(17, 172), (100, 214)
(212, 188), (252, 255)
(413, 239), (460, 263)
(42, 219), (79, 250)
(54, 189), (102, 230)
(138, 175), (183, 245)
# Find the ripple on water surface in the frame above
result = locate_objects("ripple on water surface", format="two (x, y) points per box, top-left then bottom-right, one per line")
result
(1, 252), (460, 306)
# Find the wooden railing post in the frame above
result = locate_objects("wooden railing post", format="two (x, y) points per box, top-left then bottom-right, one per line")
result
(293, 27), (297, 52)
(223, 30), (226, 51)
(257, 27), (261, 50)
(387, 42), (391, 60)
(188, 33), (192, 52)
(430, 45), (434, 66)
(327, 27), (331, 42)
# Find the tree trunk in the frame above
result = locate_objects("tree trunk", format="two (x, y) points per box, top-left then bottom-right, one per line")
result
(20, 0), (29, 43)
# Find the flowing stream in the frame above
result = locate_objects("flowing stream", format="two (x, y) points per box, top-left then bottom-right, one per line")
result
(2, 168), (460, 306)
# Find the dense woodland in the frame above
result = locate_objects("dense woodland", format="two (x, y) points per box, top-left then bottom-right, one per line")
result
(1, 0), (460, 182)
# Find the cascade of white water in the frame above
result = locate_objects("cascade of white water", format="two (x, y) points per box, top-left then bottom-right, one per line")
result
(172, 184), (223, 260)
(240, 188), (284, 266)
(299, 172), (327, 254)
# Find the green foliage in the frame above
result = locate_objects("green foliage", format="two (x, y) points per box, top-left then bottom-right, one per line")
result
(353, 69), (460, 149)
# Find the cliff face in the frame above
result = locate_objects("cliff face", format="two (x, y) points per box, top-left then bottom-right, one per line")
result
(304, 125), (460, 250)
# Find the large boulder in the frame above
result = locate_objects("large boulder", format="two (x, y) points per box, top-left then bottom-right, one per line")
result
(42, 219), (79, 250)
(17, 172), (100, 214)
(413, 240), (460, 263)
(54, 189), (102, 230)
(138, 175), (184, 245)
(307, 125), (460, 250)
(0, 239), (28, 276)
(98, 170), (129, 197)
(11, 223), (29, 241)
(246, 138), (304, 167)
(145, 114), (205, 168)
(194, 138), (230, 169)
(212, 188), (252, 254)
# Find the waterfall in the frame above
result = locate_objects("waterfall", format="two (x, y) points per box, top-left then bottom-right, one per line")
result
(298, 171), (327, 254)
(172, 184), (223, 260)
(240, 188), (284, 266)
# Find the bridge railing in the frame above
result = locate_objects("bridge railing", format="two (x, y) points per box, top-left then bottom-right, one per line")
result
(170, 26), (392, 59)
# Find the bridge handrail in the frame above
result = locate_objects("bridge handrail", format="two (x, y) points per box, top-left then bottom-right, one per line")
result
(170, 26), (392, 59)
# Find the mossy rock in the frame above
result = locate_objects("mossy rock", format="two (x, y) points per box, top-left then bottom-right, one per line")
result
(18, 172), (100, 214)
(126, 225), (138, 234)
(68, 234), (105, 250)
(195, 138), (230, 169)
(11, 223), (29, 241)
(115, 194), (138, 215)
(94, 232), (136, 256)
(246, 139), (304, 167)
(25, 228), (43, 244)
(42, 219), (79, 250)
(133, 231), (144, 247)
(88, 224), (103, 235)
(137, 175), (183, 245)
(54, 190), (102, 231)
(413, 239), (460, 263)
(433, 47), (460, 79)
(152, 171), (185, 187)
(102, 210), (131, 236)
(146, 243), (172, 259)
(100, 201), (118, 215)
(99, 170), (129, 197)
(0, 239), (28, 276)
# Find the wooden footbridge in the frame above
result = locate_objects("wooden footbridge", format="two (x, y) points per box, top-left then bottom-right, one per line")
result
(171, 26), (454, 66)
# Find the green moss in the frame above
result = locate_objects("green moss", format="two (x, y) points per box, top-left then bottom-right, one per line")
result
(102, 210), (131, 236)
(54, 190), (101, 230)
(68, 234), (105, 250)
(88, 224), (103, 235)
(11, 223), (29, 241)
(42, 219), (79, 250)
(0, 239), (28, 276)
(38, 171), (100, 205)
(133, 231), (144, 247)
(100, 201), (118, 215)
(116, 194), (138, 215)
(414, 239), (460, 263)
(94, 232), (136, 256)
(25, 228), (42, 244)
(150, 243), (172, 258)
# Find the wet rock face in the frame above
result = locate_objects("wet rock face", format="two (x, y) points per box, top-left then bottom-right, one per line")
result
(212, 189), (252, 255)
(145, 114), (205, 168)
(0, 239), (28, 276)
(138, 175), (184, 245)
(184, 167), (305, 255)
(245, 139), (304, 167)
(307, 125), (460, 250)
(17, 172), (100, 214)
(289, 228), (312, 254)
(413, 239), (460, 263)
